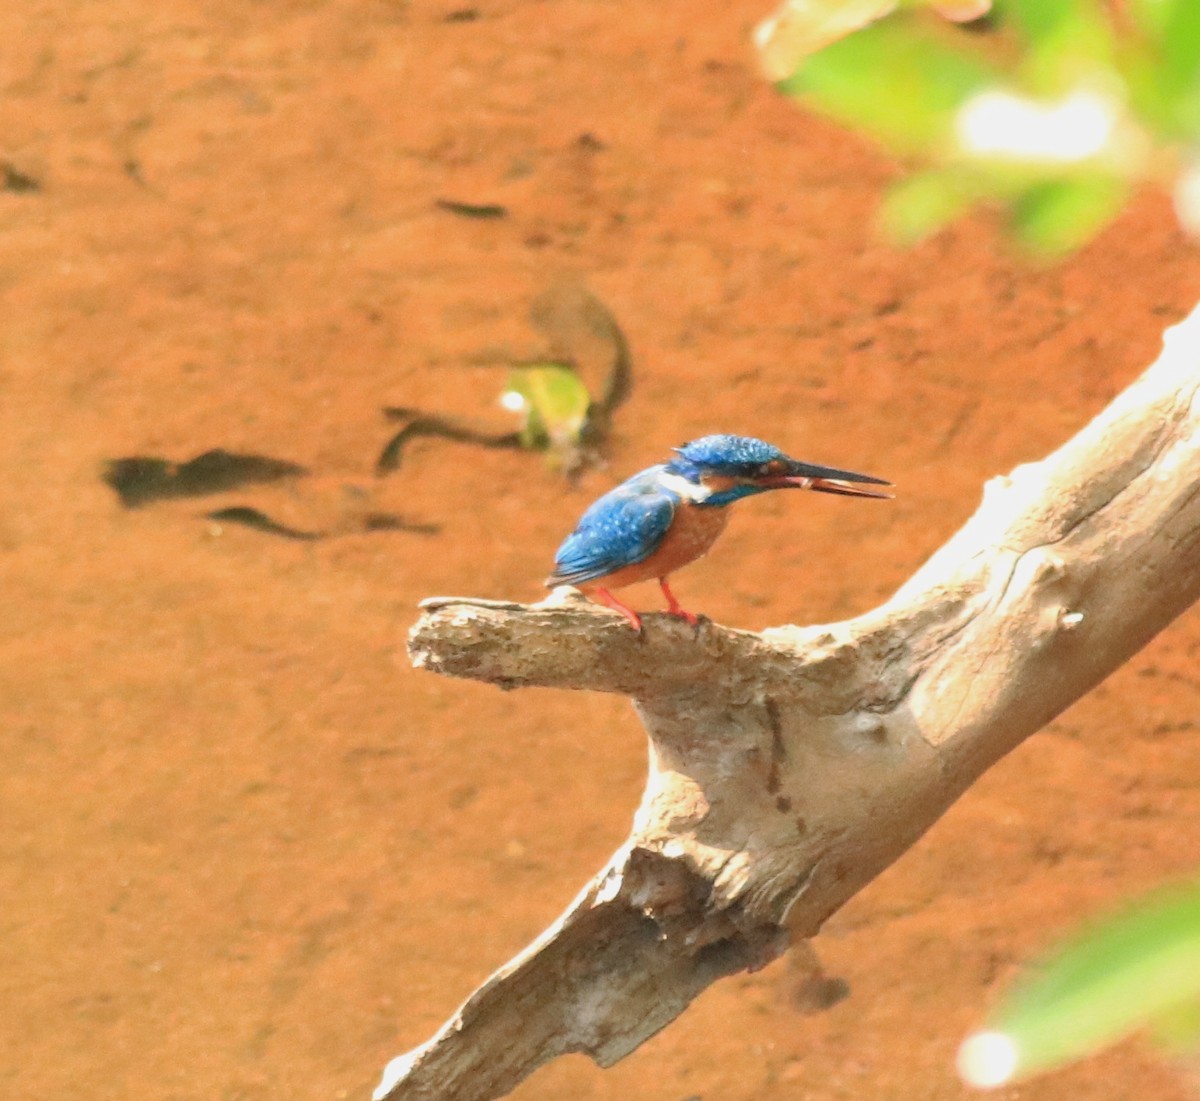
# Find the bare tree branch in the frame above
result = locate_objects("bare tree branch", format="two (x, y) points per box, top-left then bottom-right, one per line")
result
(375, 304), (1200, 1101)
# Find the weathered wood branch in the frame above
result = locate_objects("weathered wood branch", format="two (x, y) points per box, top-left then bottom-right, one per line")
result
(374, 304), (1200, 1101)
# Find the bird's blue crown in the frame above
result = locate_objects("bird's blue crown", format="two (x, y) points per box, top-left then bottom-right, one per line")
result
(665, 434), (784, 479)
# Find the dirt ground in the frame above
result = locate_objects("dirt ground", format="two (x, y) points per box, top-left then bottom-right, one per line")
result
(3, 2), (1199, 1099)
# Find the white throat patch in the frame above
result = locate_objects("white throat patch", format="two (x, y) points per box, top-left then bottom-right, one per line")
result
(658, 471), (713, 502)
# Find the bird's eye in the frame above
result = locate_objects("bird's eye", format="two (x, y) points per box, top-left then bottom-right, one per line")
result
(758, 459), (785, 477)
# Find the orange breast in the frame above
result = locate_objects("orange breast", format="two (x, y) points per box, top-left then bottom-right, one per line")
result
(579, 503), (729, 592)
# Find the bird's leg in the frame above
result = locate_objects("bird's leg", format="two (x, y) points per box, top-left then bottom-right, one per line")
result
(659, 577), (701, 628)
(591, 587), (643, 633)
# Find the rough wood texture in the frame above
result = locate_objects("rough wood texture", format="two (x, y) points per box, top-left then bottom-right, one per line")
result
(375, 304), (1200, 1101)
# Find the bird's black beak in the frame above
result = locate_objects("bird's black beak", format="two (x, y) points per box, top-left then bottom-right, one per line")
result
(756, 460), (893, 499)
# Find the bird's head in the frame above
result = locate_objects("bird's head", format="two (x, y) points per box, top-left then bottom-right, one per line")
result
(663, 434), (892, 507)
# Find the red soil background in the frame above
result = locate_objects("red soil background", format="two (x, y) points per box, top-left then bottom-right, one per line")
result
(3, 2), (1199, 1099)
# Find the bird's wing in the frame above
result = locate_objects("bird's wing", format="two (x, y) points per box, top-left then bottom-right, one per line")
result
(547, 469), (677, 587)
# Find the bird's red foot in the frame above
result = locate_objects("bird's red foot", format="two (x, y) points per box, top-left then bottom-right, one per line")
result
(592, 587), (644, 633)
(659, 577), (701, 628)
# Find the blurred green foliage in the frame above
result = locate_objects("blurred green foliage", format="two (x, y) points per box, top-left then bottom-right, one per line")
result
(969, 877), (1200, 1083)
(769, 0), (1200, 253)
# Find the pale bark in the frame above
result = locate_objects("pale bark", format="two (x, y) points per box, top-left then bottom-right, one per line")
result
(374, 303), (1200, 1101)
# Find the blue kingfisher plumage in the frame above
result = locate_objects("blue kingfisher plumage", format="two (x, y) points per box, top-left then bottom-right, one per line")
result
(546, 434), (891, 631)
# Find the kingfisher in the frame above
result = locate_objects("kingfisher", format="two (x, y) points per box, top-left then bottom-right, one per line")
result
(545, 434), (891, 632)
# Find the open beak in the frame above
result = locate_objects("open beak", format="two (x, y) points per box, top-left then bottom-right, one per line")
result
(757, 461), (893, 499)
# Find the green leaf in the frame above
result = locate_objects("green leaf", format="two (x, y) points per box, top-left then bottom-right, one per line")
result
(777, 14), (996, 151)
(999, 0), (1097, 45)
(1009, 175), (1126, 255)
(1150, 996), (1200, 1057)
(1125, 0), (1176, 38)
(1163, 9), (1200, 71)
(997, 0), (1114, 93)
(1122, 0), (1200, 140)
(501, 363), (591, 452)
(986, 877), (1200, 1077)
(1158, 3), (1200, 138)
(1130, 0), (1200, 67)
(879, 170), (974, 244)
